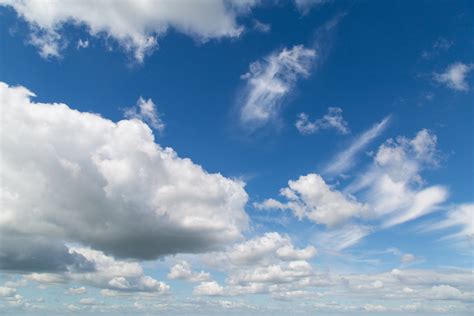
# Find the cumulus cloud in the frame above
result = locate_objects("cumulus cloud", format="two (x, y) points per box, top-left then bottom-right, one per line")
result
(123, 97), (165, 133)
(296, 107), (349, 135)
(239, 45), (316, 129)
(324, 116), (390, 175)
(23, 247), (170, 295)
(66, 287), (87, 295)
(433, 62), (473, 91)
(349, 129), (448, 227)
(193, 281), (225, 296)
(0, 0), (259, 61)
(190, 233), (320, 297)
(257, 127), (449, 250)
(255, 174), (368, 227)
(167, 261), (210, 282)
(0, 81), (249, 264)
(0, 236), (95, 273)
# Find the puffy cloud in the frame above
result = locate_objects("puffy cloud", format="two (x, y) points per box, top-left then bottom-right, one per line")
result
(295, 107), (349, 135)
(0, 287), (16, 297)
(255, 174), (368, 227)
(123, 97), (165, 133)
(349, 129), (448, 227)
(24, 247), (170, 294)
(239, 45), (316, 129)
(194, 233), (322, 297)
(433, 62), (473, 91)
(400, 253), (416, 264)
(0, 0), (260, 62)
(66, 287), (87, 295)
(193, 281), (224, 296)
(167, 261), (210, 282)
(204, 232), (316, 269)
(0, 236), (94, 273)
(428, 285), (474, 301)
(324, 116), (390, 175)
(0, 81), (249, 263)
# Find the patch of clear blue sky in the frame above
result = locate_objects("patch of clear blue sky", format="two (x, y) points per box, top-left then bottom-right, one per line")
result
(0, 0), (472, 273)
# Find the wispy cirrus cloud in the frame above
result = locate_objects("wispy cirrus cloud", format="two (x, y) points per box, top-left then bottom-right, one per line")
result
(239, 45), (316, 129)
(324, 116), (390, 175)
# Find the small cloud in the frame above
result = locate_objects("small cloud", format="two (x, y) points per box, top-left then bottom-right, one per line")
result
(124, 97), (165, 132)
(433, 62), (473, 91)
(253, 20), (271, 33)
(296, 107), (349, 135)
(77, 39), (89, 49)
(294, 0), (331, 15)
(421, 38), (453, 60)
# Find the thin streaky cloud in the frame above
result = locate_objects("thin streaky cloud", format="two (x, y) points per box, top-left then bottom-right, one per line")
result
(324, 116), (391, 175)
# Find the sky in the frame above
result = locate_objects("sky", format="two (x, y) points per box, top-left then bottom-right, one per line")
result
(0, 0), (473, 315)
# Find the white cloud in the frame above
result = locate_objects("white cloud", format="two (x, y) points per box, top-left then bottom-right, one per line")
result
(421, 38), (453, 60)
(425, 203), (474, 244)
(314, 224), (373, 251)
(0, 287), (16, 297)
(24, 247), (170, 295)
(433, 62), (473, 91)
(0, 81), (249, 262)
(207, 232), (317, 267)
(400, 253), (416, 264)
(76, 39), (89, 49)
(324, 116), (390, 175)
(255, 174), (368, 227)
(349, 129), (448, 227)
(167, 261), (210, 282)
(66, 287), (87, 295)
(294, 0), (331, 14)
(239, 45), (316, 129)
(296, 107), (349, 135)
(193, 281), (224, 296)
(0, 0), (259, 62)
(124, 96), (165, 133)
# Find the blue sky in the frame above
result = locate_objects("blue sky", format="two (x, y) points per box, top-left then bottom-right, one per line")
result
(0, 0), (473, 315)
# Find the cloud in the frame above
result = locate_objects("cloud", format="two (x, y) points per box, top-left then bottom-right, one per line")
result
(421, 38), (453, 60)
(0, 236), (95, 273)
(239, 45), (316, 129)
(66, 287), (87, 295)
(205, 232), (317, 269)
(0, 0), (259, 62)
(348, 129), (448, 228)
(433, 62), (473, 91)
(257, 128), (449, 250)
(314, 224), (373, 251)
(167, 261), (210, 282)
(0, 287), (16, 297)
(424, 203), (474, 245)
(193, 232), (320, 297)
(294, 0), (331, 15)
(255, 174), (368, 227)
(193, 281), (225, 296)
(324, 116), (390, 175)
(0, 81), (249, 262)
(23, 247), (170, 294)
(296, 107), (349, 135)
(123, 96), (165, 133)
